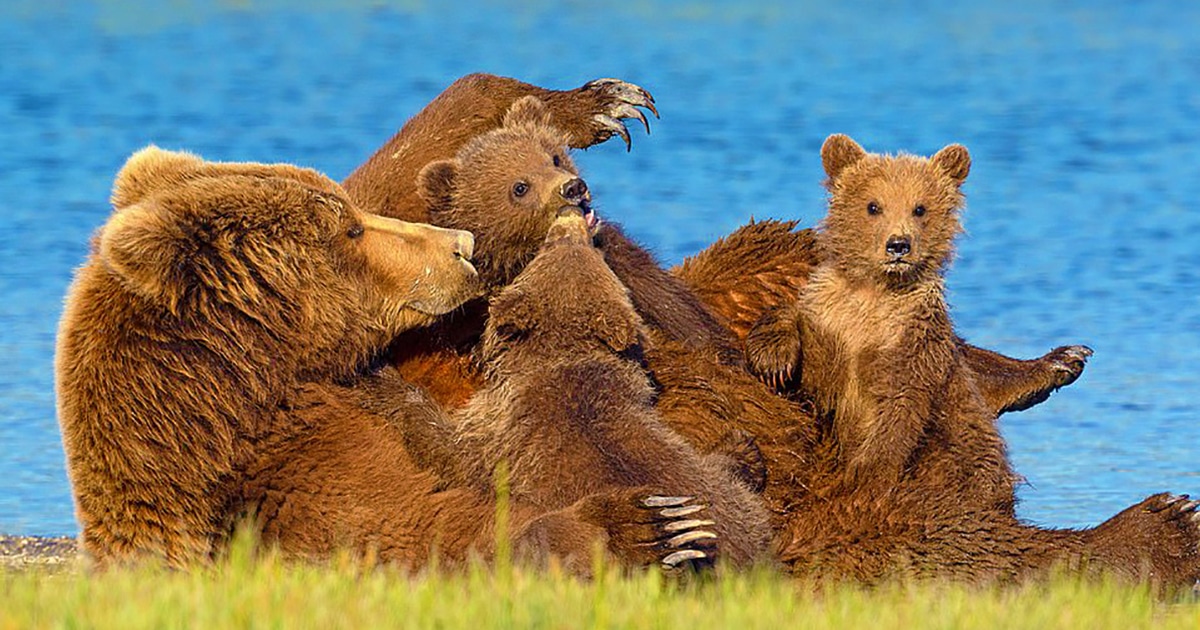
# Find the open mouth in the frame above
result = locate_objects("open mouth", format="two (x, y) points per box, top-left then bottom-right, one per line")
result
(580, 200), (600, 231)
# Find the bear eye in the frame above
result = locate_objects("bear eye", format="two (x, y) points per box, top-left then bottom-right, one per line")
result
(914, 205), (927, 217)
(867, 202), (881, 216)
(512, 181), (530, 198)
(346, 224), (364, 239)
(552, 154), (561, 168)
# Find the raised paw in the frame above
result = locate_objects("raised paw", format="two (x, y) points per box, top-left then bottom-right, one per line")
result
(578, 78), (658, 151)
(745, 310), (802, 391)
(1044, 345), (1093, 388)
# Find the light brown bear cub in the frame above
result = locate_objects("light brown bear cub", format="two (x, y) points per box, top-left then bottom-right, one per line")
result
(746, 134), (1018, 510)
(55, 147), (479, 567)
(432, 209), (772, 569)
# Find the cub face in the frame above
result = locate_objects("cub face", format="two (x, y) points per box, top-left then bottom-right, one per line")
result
(819, 133), (971, 288)
(418, 96), (597, 289)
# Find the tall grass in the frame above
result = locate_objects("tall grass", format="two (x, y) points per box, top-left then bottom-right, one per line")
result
(3, 537), (1198, 630)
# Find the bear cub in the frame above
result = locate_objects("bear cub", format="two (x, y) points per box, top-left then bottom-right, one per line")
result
(746, 134), (1021, 510)
(444, 209), (773, 569)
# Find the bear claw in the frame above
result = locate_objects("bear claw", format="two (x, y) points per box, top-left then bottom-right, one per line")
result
(643, 495), (693, 508)
(666, 530), (719, 548)
(582, 78), (659, 118)
(581, 78), (657, 151)
(663, 519), (717, 533)
(660, 504), (707, 518)
(661, 549), (708, 568)
(593, 115), (633, 151)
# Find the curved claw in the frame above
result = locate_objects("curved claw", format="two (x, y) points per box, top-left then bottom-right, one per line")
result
(663, 519), (717, 533)
(660, 504), (706, 519)
(593, 114), (632, 151)
(611, 103), (651, 134)
(666, 530), (718, 548)
(661, 549), (707, 568)
(643, 496), (694, 508)
(584, 77), (659, 118)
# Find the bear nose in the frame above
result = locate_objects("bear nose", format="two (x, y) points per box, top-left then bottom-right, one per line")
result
(560, 178), (590, 206)
(885, 236), (911, 258)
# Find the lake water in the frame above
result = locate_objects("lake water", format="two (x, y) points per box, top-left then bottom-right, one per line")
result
(1, 0), (1198, 536)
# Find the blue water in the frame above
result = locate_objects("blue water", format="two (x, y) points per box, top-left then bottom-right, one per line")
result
(2, 0), (1198, 536)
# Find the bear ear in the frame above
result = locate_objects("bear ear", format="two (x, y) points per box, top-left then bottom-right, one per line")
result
(111, 145), (205, 210)
(930, 144), (971, 186)
(417, 159), (459, 213)
(821, 134), (868, 182)
(594, 312), (642, 356)
(503, 95), (553, 129)
(98, 201), (186, 311)
(487, 288), (537, 340)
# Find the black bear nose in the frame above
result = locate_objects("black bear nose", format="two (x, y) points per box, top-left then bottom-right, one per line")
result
(886, 236), (911, 258)
(560, 178), (590, 206)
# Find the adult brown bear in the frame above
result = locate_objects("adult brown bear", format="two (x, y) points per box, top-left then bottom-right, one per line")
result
(56, 147), (707, 570)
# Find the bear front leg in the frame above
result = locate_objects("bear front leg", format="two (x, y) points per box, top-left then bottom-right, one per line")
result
(744, 303), (805, 391)
(343, 73), (655, 222)
(958, 342), (1092, 416)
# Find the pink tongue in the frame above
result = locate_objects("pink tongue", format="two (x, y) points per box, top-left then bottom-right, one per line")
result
(585, 211), (598, 228)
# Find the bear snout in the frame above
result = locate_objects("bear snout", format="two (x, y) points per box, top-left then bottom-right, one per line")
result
(560, 177), (590, 207)
(885, 235), (912, 259)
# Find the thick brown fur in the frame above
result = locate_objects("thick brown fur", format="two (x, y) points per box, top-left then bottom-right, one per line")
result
(55, 147), (482, 567)
(742, 134), (1200, 588)
(348, 75), (737, 410)
(443, 212), (772, 567)
(673, 219), (1091, 417)
(745, 135), (1018, 508)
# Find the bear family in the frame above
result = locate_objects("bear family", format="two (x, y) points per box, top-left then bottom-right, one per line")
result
(57, 147), (713, 571)
(342, 74), (1199, 588)
(433, 206), (771, 568)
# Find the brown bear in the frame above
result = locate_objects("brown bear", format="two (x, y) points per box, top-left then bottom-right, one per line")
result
(744, 134), (1019, 508)
(741, 134), (1200, 587)
(56, 147), (706, 571)
(340, 74), (1196, 586)
(54, 147), (479, 566)
(429, 209), (772, 568)
(673, 219), (1093, 417)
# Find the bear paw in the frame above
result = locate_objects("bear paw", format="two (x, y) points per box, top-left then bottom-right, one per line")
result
(576, 489), (718, 571)
(745, 310), (802, 391)
(1043, 345), (1093, 388)
(578, 78), (658, 151)
(1089, 492), (1200, 587)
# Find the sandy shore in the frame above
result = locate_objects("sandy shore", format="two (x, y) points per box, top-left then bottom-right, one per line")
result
(0, 534), (78, 569)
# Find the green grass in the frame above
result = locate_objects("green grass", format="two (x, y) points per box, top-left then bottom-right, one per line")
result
(3, 538), (1199, 630)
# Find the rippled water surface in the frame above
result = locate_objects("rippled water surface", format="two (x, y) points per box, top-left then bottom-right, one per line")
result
(2, 0), (1198, 535)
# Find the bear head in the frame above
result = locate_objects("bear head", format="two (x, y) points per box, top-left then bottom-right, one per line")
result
(417, 96), (597, 290)
(819, 133), (971, 289)
(98, 147), (482, 377)
(479, 208), (643, 373)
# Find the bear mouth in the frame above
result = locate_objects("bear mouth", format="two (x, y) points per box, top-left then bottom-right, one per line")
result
(580, 200), (600, 232)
